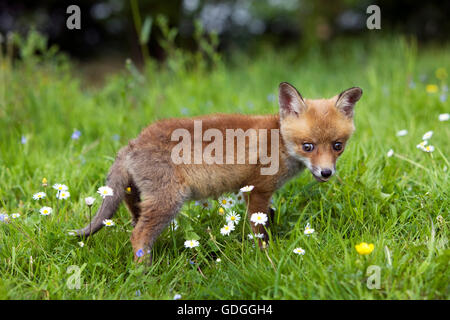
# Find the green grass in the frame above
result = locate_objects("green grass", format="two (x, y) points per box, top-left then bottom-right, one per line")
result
(0, 33), (449, 300)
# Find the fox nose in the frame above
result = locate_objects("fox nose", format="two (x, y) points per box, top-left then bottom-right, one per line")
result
(321, 169), (332, 178)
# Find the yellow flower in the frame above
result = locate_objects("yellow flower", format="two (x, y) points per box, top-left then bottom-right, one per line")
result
(42, 177), (48, 187)
(435, 68), (447, 80)
(355, 242), (374, 255)
(425, 84), (439, 93)
(218, 207), (225, 216)
(126, 187), (131, 194)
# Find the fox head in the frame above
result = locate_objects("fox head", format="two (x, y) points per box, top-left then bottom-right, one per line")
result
(278, 82), (362, 182)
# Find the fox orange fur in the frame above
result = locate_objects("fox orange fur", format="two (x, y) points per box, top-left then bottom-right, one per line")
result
(76, 82), (362, 262)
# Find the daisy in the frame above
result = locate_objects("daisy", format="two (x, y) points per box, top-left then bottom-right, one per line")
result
(78, 241), (85, 247)
(220, 223), (235, 236)
(173, 294), (182, 300)
(387, 149), (394, 157)
(234, 191), (245, 204)
(304, 223), (315, 235)
(85, 197), (95, 206)
(200, 200), (211, 210)
(439, 113), (449, 121)
(218, 196), (233, 209)
(248, 233), (265, 239)
(396, 129), (408, 137)
(416, 141), (428, 150)
(184, 239), (199, 248)
(53, 184), (69, 192)
(293, 247), (305, 255)
(226, 211), (241, 225)
(422, 131), (433, 140)
(423, 145), (435, 153)
(97, 186), (114, 198)
(39, 207), (52, 216)
(11, 213), (20, 219)
(240, 185), (254, 193)
(102, 219), (115, 227)
(250, 212), (268, 226)
(56, 191), (70, 200)
(33, 192), (46, 200)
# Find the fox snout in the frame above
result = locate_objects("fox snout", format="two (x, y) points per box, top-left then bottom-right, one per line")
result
(310, 165), (335, 182)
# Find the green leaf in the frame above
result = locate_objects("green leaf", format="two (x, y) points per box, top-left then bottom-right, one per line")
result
(140, 16), (153, 45)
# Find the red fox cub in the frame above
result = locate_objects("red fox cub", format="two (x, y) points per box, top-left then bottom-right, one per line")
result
(76, 82), (362, 262)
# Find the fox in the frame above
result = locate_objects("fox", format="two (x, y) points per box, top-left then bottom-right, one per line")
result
(75, 82), (362, 262)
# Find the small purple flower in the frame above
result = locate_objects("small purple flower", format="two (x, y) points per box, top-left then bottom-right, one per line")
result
(173, 294), (182, 300)
(21, 135), (27, 144)
(135, 290), (141, 297)
(71, 130), (81, 140)
(136, 249), (144, 257)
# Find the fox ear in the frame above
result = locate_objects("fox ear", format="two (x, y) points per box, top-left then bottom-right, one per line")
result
(278, 82), (307, 119)
(335, 87), (363, 118)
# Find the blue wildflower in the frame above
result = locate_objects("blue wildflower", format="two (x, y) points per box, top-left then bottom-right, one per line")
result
(71, 130), (81, 140)
(136, 249), (144, 257)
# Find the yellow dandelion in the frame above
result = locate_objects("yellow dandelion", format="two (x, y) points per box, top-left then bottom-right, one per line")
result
(355, 242), (374, 255)
(426, 84), (439, 93)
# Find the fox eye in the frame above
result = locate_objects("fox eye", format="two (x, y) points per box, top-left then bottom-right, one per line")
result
(302, 143), (314, 152)
(333, 142), (343, 151)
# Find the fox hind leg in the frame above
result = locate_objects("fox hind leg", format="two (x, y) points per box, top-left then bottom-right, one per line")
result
(130, 187), (186, 263)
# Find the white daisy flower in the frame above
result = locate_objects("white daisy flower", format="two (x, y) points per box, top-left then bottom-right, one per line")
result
(184, 239), (199, 248)
(56, 191), (70, 200)
(240, 185), (254, 193)
(422, 131), (433, 140)
(102, 219), (115, 227)
(396, 129), (408, 137)
(78, 241), (85, 247)
(439, 113), (449, 121)
(32, 192), (46, 200)
(423, 145), (435, 153)
(11, 213), (20, 219)
(173, 294), (182, 300)
(226, 211), (241, 225)
(39, 207), (52, 216)
(220, 223), (235, 236)
(416, 141), (428, 150)
(293, 247), (305, 255)
(97, 186), (114, 198)
(199, 200), (211, 210)
(85, 197), (96, 206)
(53, 184), (68, 192)
(248, 233), (265, 239)
(250, 212), (268, 226)
(304, 223), (315, 235)
(387, 149), (394, 157)
(216, 258), (221, 262)
(234, 191), (245, 204)
(218, 196), (233, 209)
(68, 231), (76, 236)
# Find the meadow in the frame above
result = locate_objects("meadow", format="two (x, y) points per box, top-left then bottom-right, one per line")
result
(0, 32), (448, 299)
